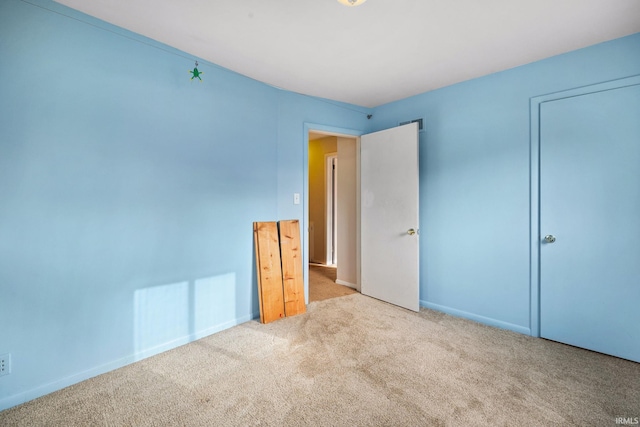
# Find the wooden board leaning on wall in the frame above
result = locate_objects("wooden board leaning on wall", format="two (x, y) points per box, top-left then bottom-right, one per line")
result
(253, 220), (306, 323)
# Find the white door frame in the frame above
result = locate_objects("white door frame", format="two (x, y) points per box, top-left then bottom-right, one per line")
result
(304, 123), (362, 303)
(325, 153), (338, 266)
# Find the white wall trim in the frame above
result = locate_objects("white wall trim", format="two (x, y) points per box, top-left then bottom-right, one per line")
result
(335, 279), (357, 289)
(325, 153), (337, 266)
(0, 312), (259, 412)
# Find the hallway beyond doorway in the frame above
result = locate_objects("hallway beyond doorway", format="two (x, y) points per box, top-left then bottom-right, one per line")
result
(308, 264), (357, 302)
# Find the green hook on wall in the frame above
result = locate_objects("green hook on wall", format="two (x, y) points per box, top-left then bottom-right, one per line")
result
(190, 61), (203, 82)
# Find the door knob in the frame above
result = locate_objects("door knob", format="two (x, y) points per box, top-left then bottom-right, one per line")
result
(407, 228), (417, 236)
(544, 235), (556, 243)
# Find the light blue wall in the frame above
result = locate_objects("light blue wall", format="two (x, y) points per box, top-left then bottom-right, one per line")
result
(371, 32), (640, 334)
(0, 0), (370, 410)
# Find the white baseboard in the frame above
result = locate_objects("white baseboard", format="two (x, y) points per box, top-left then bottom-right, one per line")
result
(335, 279), (357, 289)
(0, 312), (259, 412)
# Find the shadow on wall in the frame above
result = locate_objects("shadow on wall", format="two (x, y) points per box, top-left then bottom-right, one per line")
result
(133, 272), (237, 360)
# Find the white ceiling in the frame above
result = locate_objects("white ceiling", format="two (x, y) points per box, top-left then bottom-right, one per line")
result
(55, 0), (640, 108)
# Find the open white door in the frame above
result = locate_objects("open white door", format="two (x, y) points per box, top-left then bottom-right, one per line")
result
(361, 123), (419, 311)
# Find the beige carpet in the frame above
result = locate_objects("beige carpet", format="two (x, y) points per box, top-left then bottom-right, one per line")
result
(1, 293), (639, 426)
(308, 264), (357, 302)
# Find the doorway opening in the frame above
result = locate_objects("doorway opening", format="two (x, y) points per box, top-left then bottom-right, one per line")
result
(308, 131), (358, 302)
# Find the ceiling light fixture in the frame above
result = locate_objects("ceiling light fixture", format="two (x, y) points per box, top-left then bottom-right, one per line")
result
(337, 0), (367, 6)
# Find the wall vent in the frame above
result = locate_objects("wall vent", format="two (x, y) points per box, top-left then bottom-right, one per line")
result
(399, 118), (424, 132)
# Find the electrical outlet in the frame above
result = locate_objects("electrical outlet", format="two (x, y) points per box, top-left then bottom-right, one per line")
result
(0, 353), (11, 376)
